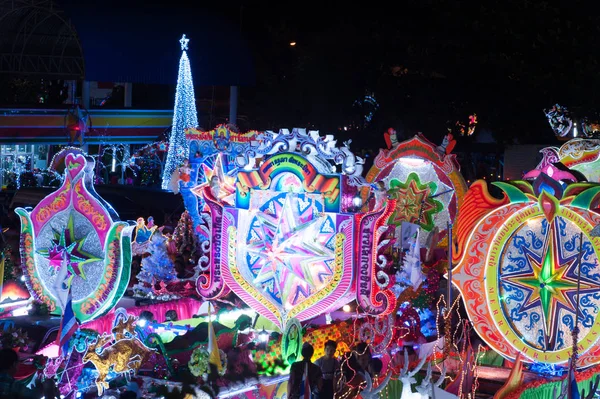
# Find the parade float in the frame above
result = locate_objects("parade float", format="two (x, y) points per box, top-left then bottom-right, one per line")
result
(12, 141), (600, 399)
(11, 126), (458, 398)
(443, 107), (600, 398)
(8, 33), (464, 399)
(10, 36), (600, 399)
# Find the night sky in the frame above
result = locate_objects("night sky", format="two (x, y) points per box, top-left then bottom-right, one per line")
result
(62, 1), (600, 151)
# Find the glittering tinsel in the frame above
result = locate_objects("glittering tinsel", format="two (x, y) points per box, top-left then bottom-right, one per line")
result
(133, 233), (177, 297)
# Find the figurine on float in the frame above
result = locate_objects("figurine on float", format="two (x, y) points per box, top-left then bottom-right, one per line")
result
(532, 104), (600, 182)
(131, 216), (158, 256)
(83, 312), (153, 395)
(384, 127), (399, 149)
(436, 133), (456, 155)
(168, 158), (192, 194)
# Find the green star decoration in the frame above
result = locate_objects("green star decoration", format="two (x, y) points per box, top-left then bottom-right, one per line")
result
(37, 213), (102, 281)
(389, 172), (443, 231)
(503, 220), (597, 348)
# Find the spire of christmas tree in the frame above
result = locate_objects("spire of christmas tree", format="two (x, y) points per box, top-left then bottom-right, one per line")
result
(162, 34), (199, 190)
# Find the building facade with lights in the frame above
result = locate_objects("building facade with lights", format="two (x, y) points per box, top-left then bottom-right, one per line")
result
(0, 2), (253, 189)
(0, 108), (173, 188)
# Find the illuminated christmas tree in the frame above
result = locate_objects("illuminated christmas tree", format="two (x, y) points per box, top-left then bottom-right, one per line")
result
(162, 34), (199, 190)
(133, 233), (177, 297)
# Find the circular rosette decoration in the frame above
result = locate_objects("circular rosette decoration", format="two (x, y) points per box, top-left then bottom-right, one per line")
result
(222, 191), (355, 331)
(15, 152), (134, 322)
(189, 347), (227, 377)
(453, 173), (600, 366)
(364, 134), (467, 246)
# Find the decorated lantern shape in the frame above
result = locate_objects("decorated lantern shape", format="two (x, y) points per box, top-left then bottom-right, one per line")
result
(365, 134), (467, 246)
(217, 152), (355, 331)
(452, 173), (600, 367)
(15, 153), (134, 322)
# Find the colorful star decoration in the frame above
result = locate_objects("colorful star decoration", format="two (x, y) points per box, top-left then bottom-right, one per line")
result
(244, 193), (335, 310)
(389, 172), (443, 231)
(191, 155), (236, 205)
(502, 219), (599, 349)
(37, 213), (101, 282)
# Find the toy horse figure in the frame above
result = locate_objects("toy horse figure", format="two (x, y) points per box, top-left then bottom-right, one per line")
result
(83, 316), (153, 395)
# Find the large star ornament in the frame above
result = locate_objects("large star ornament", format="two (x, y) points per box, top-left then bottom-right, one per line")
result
(503, 220), (599, 349)
(179, 34), (189, 51)
(37, 213), (101, 281)
(245, 194), (335, 309)
(389, 172), (443, 231)
(191, 155), (236, 205)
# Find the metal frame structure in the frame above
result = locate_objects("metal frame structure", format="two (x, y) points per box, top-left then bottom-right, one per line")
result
(0, 0), (84, 78)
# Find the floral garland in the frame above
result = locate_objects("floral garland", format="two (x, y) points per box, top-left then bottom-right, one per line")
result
(188, 347), (227, 377)
(0, 327), (29, 350)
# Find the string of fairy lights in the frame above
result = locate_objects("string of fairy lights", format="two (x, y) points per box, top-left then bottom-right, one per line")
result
(161, 34), (199, 190)
(0, 152), (62, 189)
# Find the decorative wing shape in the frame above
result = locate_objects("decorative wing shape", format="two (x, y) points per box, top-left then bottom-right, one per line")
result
(453, 180), (509, 262)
